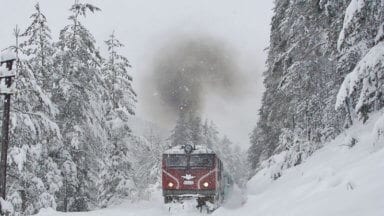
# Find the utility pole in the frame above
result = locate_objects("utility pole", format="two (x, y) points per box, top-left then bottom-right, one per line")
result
(0, 52), (16, 213)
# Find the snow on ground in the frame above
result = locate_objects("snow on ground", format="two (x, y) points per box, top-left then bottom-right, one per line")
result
(37, 189), (208, 216)
(37, 113), (384, 216)
(215, 113), (384, 216)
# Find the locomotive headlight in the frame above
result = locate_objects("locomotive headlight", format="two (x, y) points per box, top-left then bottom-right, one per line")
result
(203, 182), (209, 188)
(168, 182), (174, 188)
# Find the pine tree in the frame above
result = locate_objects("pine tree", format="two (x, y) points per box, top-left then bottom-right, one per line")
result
(248, 0), (348, 170)
(99, 32), (137, 207)
(103, 31), (136, 113)
(169, 111), (193, 147)
(336, 0), (384, 122)
(189, 114), (202, 148)
(20, 3), (55, 91)
(53, 1), (108, 211)
(5, 12), (64, 214)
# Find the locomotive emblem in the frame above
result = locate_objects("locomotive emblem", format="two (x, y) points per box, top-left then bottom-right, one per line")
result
(181, 174), (195, 180)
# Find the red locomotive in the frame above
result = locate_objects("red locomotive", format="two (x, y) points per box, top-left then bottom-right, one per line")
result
(162, 144), (232, 210)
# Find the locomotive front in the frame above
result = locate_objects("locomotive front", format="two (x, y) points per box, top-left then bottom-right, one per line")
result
(162, 144), (223, 206)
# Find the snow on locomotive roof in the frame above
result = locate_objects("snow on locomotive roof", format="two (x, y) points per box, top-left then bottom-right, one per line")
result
(163, 145), (214, 154)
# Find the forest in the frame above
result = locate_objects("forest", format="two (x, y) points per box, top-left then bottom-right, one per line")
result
(0, 2), (247, 215)
(248, 0), (384, 176)
(1, 0), (384, 215)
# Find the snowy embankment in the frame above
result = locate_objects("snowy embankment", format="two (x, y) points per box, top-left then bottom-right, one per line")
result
(37, 113), (384, 216)
(215, 112), (384, 216)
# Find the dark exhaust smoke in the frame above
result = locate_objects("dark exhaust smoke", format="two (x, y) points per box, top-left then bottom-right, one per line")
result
(145, 36), (248, 125)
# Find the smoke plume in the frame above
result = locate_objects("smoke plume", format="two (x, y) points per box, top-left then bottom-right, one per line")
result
(145, 36), (248, 125)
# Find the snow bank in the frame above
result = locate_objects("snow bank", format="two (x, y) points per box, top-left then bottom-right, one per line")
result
(0, 198), (14, 215)
(373, 113), (384, 150)
(215, 112), (384, 216)
(36, 190), (196, 216)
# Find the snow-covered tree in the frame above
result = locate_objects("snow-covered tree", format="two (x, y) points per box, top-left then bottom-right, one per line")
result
(103, 31), (136, 113)
(201, 119), (219, 149)
(248, 0), (384, 180)
(53, 1), (108, 211)
(169, 111), (193, 147)
(336, 0), (384, 122)
(97, 31), (138, 206)
(189, 115), (202, 148)
(336, 41), (384, 120)
(335, 1), (384, 154)
(1, 1), (150, 213)
(4, 11), (64, 215)
(20, 3), (55, 91)
(248, 0), (348, 170)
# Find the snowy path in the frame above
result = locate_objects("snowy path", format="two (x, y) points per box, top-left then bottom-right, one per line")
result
(37, 191), (219, 216)
(37, 116), (384, 216)
(37, 186), (247, 216)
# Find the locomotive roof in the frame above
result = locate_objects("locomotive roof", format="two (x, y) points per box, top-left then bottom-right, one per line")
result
(163, 145), (215, 154)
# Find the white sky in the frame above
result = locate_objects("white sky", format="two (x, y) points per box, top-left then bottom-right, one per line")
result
(0, 0), (274, 150)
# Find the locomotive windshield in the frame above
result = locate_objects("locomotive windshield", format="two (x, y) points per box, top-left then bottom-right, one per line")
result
(165, 155), (188, 167)
(189, 155), (213, 167)
(164, 154), (214, 168)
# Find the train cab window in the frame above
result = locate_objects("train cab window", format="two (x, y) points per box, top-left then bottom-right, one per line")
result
(165, 155), (188, 168)
(189, 155), (213, 168)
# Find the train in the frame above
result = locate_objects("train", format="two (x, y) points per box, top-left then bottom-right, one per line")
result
(162, 144), (232, 211)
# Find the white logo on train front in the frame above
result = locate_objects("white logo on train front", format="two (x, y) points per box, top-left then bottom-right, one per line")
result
(181, 174), (195, 180)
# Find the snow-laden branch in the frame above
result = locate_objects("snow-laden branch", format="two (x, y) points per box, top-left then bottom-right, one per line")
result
(336, 41), (384, 110)
(337, 0), (366, 51)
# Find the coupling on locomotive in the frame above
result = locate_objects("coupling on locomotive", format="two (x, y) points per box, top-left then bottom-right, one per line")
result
(162, 144), (232, 209)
